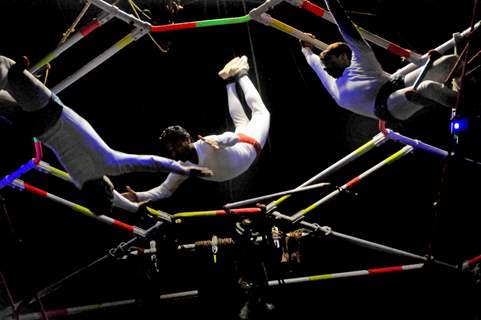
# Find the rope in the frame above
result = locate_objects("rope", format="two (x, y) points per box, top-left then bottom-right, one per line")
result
(59, 0), (92, 45)
(128, 0), (168, 53)
(195, 238), (235, 247)
(427, 0), (480, 269)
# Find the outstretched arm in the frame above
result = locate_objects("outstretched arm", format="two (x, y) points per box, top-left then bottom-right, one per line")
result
(199, 132), (241, 149)
(132, 172), (189, 202)
(324, 0), (367, 47)
(112, 189), (141, 212)
(198, 134), (220, 149)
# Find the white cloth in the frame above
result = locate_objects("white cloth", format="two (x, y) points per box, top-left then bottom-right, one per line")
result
(302, 0), (458, 120)
(40, 98), (183, 188)
(302, 46), (389, 119)
(135, 75), (270, 202)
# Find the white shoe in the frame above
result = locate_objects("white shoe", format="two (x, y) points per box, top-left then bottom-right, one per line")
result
(218, 56), (240, 80)
(229, 55), (249, 78)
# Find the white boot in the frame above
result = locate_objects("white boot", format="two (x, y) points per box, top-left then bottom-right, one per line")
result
(218, 56), (241, 80)
(229, 55), (249, 78)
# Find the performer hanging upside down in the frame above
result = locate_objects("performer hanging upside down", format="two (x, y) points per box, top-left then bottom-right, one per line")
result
(300, 0), (461, 122)
(0, 55), (213, 214)
(121, 55), (270, 209)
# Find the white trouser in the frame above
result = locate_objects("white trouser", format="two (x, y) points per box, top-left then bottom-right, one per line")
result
(227, 75), (270, 147)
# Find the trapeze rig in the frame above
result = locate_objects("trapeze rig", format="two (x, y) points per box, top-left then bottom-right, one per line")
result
(28, 0), (479, 94)
(2, 0), (481, 318)
(2, 124), (477, 320)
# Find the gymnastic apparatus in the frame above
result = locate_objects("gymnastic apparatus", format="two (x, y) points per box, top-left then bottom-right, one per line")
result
(2, 0), (481, 318)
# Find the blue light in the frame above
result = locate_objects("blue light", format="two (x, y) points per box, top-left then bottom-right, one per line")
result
(451, 117), (469, 134)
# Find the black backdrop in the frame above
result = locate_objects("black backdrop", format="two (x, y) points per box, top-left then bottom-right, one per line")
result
(0, 1), (480, 319)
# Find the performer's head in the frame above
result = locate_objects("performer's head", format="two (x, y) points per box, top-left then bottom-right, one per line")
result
(320, 42), (352, 79)
(158, 125), (193, 162)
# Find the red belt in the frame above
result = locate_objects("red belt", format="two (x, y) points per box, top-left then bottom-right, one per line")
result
(237, 133), (262, 156)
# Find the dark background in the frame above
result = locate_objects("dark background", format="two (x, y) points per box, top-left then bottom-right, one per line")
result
(0, 0), (480, 319)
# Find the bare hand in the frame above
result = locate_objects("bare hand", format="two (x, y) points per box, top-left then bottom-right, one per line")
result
(186, 166), (214, 177)
(300, 32), (316, 49)
(198, 134), (220, 150)
(122, 185), (139, 202)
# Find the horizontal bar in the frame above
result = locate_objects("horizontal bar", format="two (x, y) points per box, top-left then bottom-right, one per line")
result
(9, 179), (146, 237)
(173, 208), (262, 219)
(266, 132), (388, 211)
(151, 15), (251, 33)
(224, 182), (331, 209)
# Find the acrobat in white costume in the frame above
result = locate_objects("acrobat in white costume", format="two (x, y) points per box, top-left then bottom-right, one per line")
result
(0, 55), (206, 210)
(300, 0), (459, 121)
(131, 57), (270, 205)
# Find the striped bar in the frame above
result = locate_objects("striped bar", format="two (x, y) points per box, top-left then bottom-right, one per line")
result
(160, 290), (199, 300)
(168, 262), (421, 290)
(290, 145), (413, 221)
(249, 0), (285, 16)
(0, 160), (36, 190)
(224, 182), (330, 209)
(35, 161), (72, 182)
(267, 132), (388, 211)
(33, 163), (173, 225)
(90, 0), (151, 29)
(267, 211), (442, 262)
(384, 129), (448, 157)
(30, 13), (114, 73)
(393, 20), (481, 78)
(52, 27), (149, 94)
(11, 299), (136, 320)
(10, 261), (423, 318)
(33, 137), (42, 164)
(252, 13), (328, 50)
(9, 179), (146, 237)
(286, 0), (423, 64)
(462, 254), (481, 270)
(274, 211), (429, 261)
(268, 263), (424, 286)
(0, 139), (43, 189)
(301, 0), (328, 18)
(173, 207), (262, 219)
(151, 15), (251, 33)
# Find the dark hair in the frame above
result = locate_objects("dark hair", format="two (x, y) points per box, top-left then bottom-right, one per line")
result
(159, 125), (191, 141)
(158, 125), (191, 154)
(320, 42), (352, 62)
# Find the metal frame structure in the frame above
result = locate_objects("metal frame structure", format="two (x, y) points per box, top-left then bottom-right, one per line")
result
(2, 0), (480, 318)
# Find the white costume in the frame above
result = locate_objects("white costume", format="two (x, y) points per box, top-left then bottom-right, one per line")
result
(135, 75), (270, 202)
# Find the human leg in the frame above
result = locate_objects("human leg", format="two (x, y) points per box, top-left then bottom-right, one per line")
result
(227, 82), (250, 132)
(219, 57), (251, 131)
(237, 76), (270, 147)
(385, 87), (426, 121)
(0, 56), (51, 112)
(219, 55), (269, 147)
(415, 80), (458, 107)
(404, 54), (459, 86)
(386, 53), (459, 120)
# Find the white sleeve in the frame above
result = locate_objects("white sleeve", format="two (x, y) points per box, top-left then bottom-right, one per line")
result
(208, 132), (239, 147)
(302, 47), (322, 70)
(301, 47), (339, 99)
(112, 190), (140, 213)
(136, 172), (189, 202)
